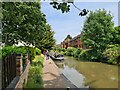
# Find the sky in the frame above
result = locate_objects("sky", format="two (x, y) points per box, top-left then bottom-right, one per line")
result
(41, 1), (119, 44)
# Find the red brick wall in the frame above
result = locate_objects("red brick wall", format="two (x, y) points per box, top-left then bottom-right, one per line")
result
(62, 34), (83, 49)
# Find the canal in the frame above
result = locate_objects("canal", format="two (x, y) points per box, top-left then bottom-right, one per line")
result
(54, 56), (118, 88)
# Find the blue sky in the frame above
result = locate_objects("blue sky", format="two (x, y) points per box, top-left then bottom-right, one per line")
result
(41, 1), (119, 44)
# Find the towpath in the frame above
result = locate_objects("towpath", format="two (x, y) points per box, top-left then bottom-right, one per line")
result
(42, 57), (76, 88)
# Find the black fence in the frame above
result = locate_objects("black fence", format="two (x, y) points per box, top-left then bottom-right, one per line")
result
(2, 54), (31, 89)
(2, 54), (16, 89)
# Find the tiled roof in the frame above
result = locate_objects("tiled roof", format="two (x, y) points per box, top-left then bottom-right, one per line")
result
(70, 34), (81, 41)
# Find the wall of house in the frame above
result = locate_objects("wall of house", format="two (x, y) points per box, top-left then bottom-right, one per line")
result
(61, 34), (83, 49)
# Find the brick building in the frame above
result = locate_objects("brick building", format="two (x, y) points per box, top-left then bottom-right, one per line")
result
(61, 34), (83, 49)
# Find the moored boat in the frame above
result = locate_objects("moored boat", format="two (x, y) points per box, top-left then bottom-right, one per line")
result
(50, 54), (64, 61)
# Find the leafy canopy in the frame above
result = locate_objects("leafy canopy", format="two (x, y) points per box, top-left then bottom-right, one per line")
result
(50, 1), (89, 16)
(81, 9), (114, 59)
(2, 2), (55, 50)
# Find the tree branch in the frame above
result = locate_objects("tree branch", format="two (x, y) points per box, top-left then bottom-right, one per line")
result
(72, 3), (82, 11)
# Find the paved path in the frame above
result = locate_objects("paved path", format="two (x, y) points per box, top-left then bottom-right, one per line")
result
(42, 58), (77, 88)
(0, 60), (1, 90)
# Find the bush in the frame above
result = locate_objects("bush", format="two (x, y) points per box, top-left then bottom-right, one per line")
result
(2, 46), (36, 62)
(66, 47), (76, 56)
(60, 48), (66, 52)
(78, 49), (90, 61)
(35, 48), (41, 55)
(13, 46), (36, 61)
(73, 48), (82, 58)
(25, 46), (36, 62)
(52, 47), (67, 55)
(103, 44), (120, 64)
(25, 66), (43, 88)
(25, 56), (43, 88)
(2, 46), (27, 58)
(79, 48), (102, 62)
(56, 48), (66, 53)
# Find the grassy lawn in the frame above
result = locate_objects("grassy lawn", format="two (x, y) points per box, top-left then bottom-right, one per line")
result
(24, 55), (44, 88)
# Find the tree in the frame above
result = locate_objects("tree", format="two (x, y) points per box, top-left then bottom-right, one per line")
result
(36, 24), (55, 51)
(112, 26), (120, 44)
(65, 34), (72, 40)
(81, 9), (114, 60)
(2, 2), (45, 46)
(2, 2), (55, 49)
(50, 1), (89, 16)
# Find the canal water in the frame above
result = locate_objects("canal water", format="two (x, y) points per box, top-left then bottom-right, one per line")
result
(54, 56), (118, 88)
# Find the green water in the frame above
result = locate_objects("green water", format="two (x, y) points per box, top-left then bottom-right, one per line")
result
(55, 56), (119, 88)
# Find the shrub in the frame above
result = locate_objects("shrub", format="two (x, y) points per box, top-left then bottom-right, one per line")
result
(2, 46), (36, 62)
(66, 47), (76, 56)
(25, 46), (36, 62)
(60, 48), (66, 52)
(35, 48), (41, 55)
(73, 48), (82, 58)
(2, 46), (27, 58)
(52, 47), (67, 55)
(79, 48), (102, 62)
(78, 49), (95, 61)
(78, 49), (89, 61)
(25, 66), (43, 88)
(103, 44), (120, 64)
(56, 48), (66, 53)
(25, 56), (43, 88)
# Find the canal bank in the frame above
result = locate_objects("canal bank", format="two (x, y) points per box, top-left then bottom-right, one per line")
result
(42, 58), (77, 88)
(54, 56), (118, 88)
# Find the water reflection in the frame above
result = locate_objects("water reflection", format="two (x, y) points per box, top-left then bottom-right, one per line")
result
(55, 56), (118, 88)
(62, 65), (88, 88)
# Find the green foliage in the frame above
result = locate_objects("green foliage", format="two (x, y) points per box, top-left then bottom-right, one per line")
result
(65, 34), (72, 40)
(37, 24), (55, 51)
(25, 46), (36, 61)
(79, 49), (99, 61)
(50, 1), (89, 16)
(103, 44), (120, 64)
(78, 49), (91, 61)
(112, 26), (120, 44)
(2, 2), (55, 49)
(50, 2), (70, 13)
(2, 46), (27, 58)
(66, 47), (76, 56)
(81, 9), (114, 60)
(25, 55), (43, 88)
(73, 48), (82, 58)
(35, 48), (41, 55)
(2, 2), (45, 46)
(52, 47), (67, 55)
(56, 47), (66, 52)
(25, 66), (43, 88)
(2, 46), (36, 61)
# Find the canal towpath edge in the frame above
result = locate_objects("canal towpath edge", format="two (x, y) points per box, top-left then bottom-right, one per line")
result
(42, 57), (77, 88)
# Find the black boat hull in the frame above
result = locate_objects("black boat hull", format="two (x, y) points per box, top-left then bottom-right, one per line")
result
(50, 56), (64, 61)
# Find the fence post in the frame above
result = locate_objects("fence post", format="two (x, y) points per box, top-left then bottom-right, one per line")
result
(24, 54), (29, 85)
(16, 54), (23, 76)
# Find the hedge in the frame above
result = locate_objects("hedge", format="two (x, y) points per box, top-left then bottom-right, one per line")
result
(2, 46), (36, 61)
(35, 48), (41, 55)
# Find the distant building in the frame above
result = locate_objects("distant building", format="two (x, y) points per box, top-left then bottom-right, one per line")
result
(61, 34), (83, 49)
